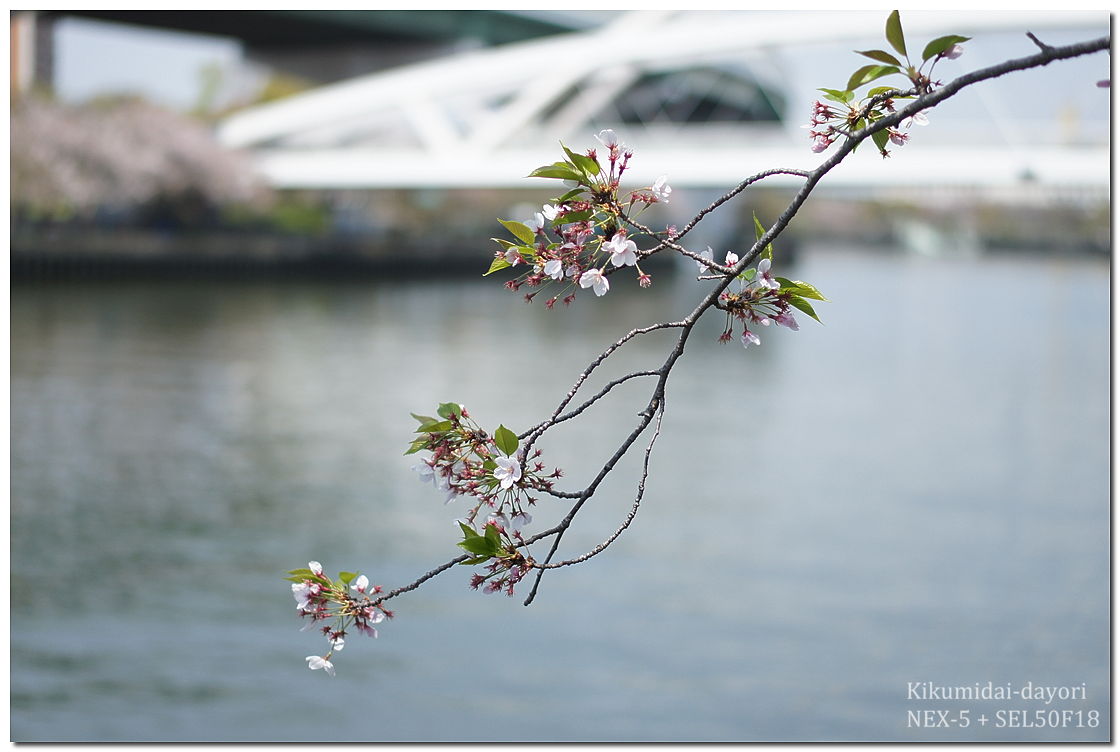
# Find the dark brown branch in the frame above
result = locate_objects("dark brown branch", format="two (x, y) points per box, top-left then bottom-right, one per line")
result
(372, 32), (1109, 610)
(1026, 31), (1053, 52)
(535, 399), (665, 569)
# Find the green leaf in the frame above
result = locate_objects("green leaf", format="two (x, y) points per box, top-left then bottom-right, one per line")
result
(866, 86), (899, 98)
(485, 256), (512, 276)
(738, 268), (757, 283)
(562, 144), (601, 176)
(498, 218), (535, 245)
(885, 10), (907, 58)
(437, 402), (463, 420)
(560, 209), (593, 224)
(872, 128), (890, 153)
(493, 424), (519, 456)
(788, 295), (822, 323)
(411, 412), (437, 425)
(753, 213), (774, 261)
(493, 246), (535, 266)
(458, 536), (501, 556)
(528, 162), (583, 182)
(458, 521), (479, 539)
(921, 34), (969, 61)
(338, 571), (357, 585)
(775, 277), (829, 301)
(856, 48), (902, 66)
(459, 555), (493, 566)
(484, 523), (502, 546)
(288, 568), (314, 576)
(818, 87), (854, 104)
(404, 437), (427, 455)
(415, 419), (452, 434)
(846, 64), (900, 92)
(556, 188), (587, 204)
(491, 237), (516, 250)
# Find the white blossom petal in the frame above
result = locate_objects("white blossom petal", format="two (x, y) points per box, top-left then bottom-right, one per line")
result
(306, 655), (335, 676)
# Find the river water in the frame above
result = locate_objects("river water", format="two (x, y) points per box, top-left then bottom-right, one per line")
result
(10, 246), (1110, 742)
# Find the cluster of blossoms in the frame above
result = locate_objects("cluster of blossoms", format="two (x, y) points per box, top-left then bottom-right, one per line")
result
(805, 11), (965, 157)
(287, 560), (392, 677)
(407, 402), (559, 529)
(805, 97), (930, 157)
(458, 521), (537, 596)
(488, 129), (669, 304)
(710, 254), (803, 347)
(695, 212), (827, 348)
(407, 402), (561, 595)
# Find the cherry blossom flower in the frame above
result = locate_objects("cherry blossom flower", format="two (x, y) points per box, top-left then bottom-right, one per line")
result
(942, 44), (964, 60)
(292, 581), (320, 610)
(579, 268), (610, 296)
(526, 212), (546, 234)
(308, 561), (323, 576)
(543, 258), (564, 280)
(351, 575), (370, 594)
(651, 175), (672, 203)
(494, 455), (522, 490)
(725, 251), (739, 266)
(695, 246), (714, 272)
(412, 460), (435, 484)
(510, 511), (532, 532)
(604, 233), (638, 267)
(773, 309), (800, 331)
(811, 135), (832, 153)
(541, 204), (560, 221)
(595, 129), (621, 149)
(902, 111), (929, 129)
(889, 129), (909, 146)
(504, 247), (523, 266)
(331, 636), (346, 652)
(757, 258), (780, 290)
(487, 512), (510, 530)
(742, 330), (761, 347)
(306, 655), (335, 677)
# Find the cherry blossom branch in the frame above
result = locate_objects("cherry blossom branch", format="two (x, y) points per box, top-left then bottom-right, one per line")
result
(291, 26), (1108, 677)
(521, 31), (1113, 603)
(534, 370), (661, 443)
(536, 398), (665, 570)
(520, 320), (686, 450)
(405, 31), (1111, 606)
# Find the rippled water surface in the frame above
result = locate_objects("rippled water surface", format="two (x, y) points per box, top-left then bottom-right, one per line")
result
(10, 247), (1110, 741)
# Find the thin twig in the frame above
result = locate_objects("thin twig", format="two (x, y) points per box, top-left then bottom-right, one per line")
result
(535, 399), (666, 569)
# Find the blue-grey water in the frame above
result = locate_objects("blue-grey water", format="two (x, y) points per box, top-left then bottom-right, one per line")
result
(10, 246), (1109, 742)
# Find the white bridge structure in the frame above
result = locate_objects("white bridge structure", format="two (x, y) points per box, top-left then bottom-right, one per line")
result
(218, 11), (1109, 193)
